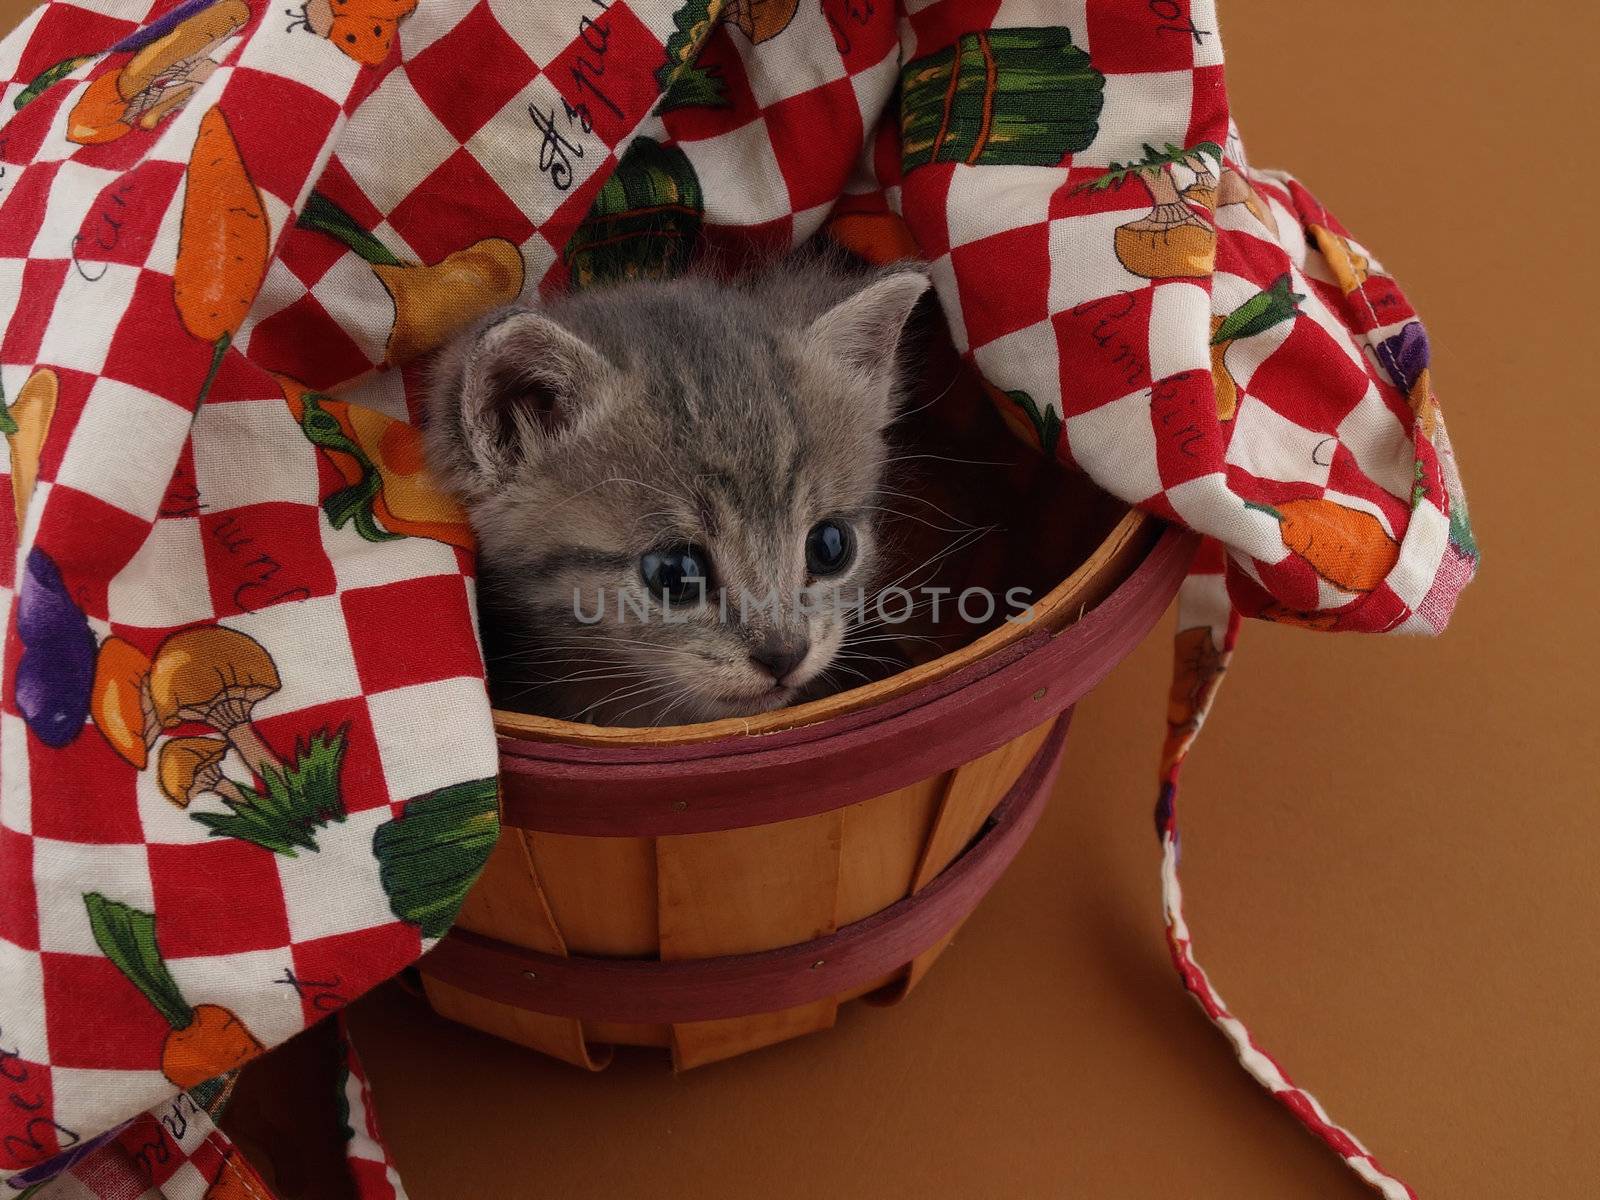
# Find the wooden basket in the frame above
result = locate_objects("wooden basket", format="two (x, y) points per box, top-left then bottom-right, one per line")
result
(420, 503), (1193, 1069)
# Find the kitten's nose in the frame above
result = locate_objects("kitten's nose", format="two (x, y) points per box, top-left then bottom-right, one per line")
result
(750, 637), (809, 685)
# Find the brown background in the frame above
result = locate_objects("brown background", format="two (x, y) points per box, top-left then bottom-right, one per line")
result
(3, 1), (1595, 1197)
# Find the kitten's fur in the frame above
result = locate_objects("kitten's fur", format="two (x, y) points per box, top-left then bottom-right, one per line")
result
(425, 253), (930, 726)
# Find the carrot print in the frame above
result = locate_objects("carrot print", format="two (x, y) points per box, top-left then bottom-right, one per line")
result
(174, 106), (270, 410)
(1252, 497), (1400, 593)
(83, 894), (264, 1090)
(1162, 624), (1226, 774)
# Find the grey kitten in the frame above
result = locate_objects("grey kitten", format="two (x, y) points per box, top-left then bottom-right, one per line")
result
(425, 253), (931, 726)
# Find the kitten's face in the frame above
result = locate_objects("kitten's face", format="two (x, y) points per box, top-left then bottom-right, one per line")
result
(426, 263), (929, 726)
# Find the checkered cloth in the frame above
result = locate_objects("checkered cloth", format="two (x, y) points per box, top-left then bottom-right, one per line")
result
(0, 1), (1473, 1197)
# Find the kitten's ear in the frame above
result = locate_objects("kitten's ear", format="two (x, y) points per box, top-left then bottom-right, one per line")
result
(805, 267), (931, 396)
(440, 310), (612, 492)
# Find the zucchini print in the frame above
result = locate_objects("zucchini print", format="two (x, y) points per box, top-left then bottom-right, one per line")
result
(901, 28), (1105, 172)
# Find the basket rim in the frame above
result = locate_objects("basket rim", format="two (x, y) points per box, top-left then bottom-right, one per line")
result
(492, 505), (1156, 747)
(495, 523), (1196, 837)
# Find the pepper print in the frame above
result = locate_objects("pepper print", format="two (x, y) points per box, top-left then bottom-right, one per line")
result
(279, 374), (475, 548)
(2, 368), (58, 528)
(290, 0), (417, 67)
(295, 191), (525, 366)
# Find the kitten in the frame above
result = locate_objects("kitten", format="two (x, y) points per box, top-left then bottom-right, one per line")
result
(424, 253), (931, 726)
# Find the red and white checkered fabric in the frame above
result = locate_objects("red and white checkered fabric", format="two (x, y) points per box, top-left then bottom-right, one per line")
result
(0, 2), (1472, 1197)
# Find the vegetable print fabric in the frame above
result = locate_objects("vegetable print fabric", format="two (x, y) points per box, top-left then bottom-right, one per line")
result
(0, 1), (1472, 1198)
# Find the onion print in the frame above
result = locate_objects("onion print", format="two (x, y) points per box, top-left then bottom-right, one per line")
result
(1079, 141), (1222, 280)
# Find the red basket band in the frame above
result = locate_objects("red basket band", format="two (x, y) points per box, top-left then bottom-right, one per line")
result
(422, 712), (1069, 1026)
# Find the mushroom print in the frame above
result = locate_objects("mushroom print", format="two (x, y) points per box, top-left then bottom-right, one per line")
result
(158, 737), (244, 808)
(1179, 150), (1219, 210)
(294, 191), (524, 366)
(1079, 141), (1222, 280)
(1, 367), (58, 528)
(90, 636), (159, 769)
(85, 622), (356, 855)
(186, 726), (350, 856)
(147, 625), (283, 776)
(63, 0), (251, 144)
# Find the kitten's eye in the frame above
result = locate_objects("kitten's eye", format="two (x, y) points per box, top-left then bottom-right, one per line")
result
(805, 519), (855, 577)
(641, 545), (710, 603)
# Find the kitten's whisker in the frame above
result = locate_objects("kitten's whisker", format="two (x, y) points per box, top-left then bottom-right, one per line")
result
(855, 504), (981, 535)
(881, 451), (1011, 469)
(578, 676), (680, 724)
(873, 486), (971, 524)
(608, 679), (694, 725)
(892, 373), (962, 421)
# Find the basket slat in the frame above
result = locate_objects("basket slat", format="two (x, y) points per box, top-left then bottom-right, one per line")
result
(424, 978), (611, 1070)
(419, 522), (1195, 1065)
(659, 809), (846, 1068)
(897, 717), (1057, 997)
(527, 831), (658, 957)
(910, 717), (1055, 892)
(835, 776), (946, 927)
(419, 715), (1070, 1026)
(451, 835), (562, 951)
(424, 835), (612, 1068)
